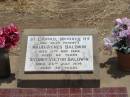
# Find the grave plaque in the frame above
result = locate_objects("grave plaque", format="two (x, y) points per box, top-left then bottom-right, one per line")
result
(18, 29), (100, 88)
(25, 36), (93, 72)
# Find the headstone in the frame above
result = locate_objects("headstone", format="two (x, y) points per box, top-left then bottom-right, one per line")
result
(18, 29), (100, 88)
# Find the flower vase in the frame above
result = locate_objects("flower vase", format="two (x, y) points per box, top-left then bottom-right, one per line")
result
(117, 51), (130, 71)
(0, 48), (11, 78)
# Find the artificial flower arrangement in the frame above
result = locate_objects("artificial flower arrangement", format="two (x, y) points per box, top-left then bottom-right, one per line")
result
(104, 17), (130, 54)
(104, 17), (130, 71)
(0, 23), (20, 78)
(0, 23), (20, 49)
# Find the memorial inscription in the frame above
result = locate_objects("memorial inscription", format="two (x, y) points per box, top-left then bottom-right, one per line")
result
(24, 35), (94, 72)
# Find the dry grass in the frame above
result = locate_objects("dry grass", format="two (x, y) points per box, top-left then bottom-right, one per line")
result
(0, 0), (130, 38)
(15, 0), (28, 13)
(0, 0), (27, 13)
(0, 0), (129, 16)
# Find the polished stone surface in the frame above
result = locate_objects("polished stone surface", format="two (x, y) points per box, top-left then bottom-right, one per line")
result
(25, 36), (93, 72)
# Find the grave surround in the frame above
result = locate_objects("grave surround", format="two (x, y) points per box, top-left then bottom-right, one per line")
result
(0, 87), (128, 97)
(18, 28), (100, 88)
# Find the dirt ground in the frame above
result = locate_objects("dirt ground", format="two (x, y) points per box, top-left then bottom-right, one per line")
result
(0, 0), (130, 36)
(0, 0), (130, 95)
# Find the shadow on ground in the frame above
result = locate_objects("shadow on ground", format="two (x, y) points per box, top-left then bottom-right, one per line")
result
(100, 57), (130, 78)
(0, 73), (16, 85)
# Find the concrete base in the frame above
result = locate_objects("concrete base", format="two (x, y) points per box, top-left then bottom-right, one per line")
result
(17, 28), (100, 88)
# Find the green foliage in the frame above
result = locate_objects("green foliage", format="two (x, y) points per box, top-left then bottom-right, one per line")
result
(113, 39), (130, 54)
